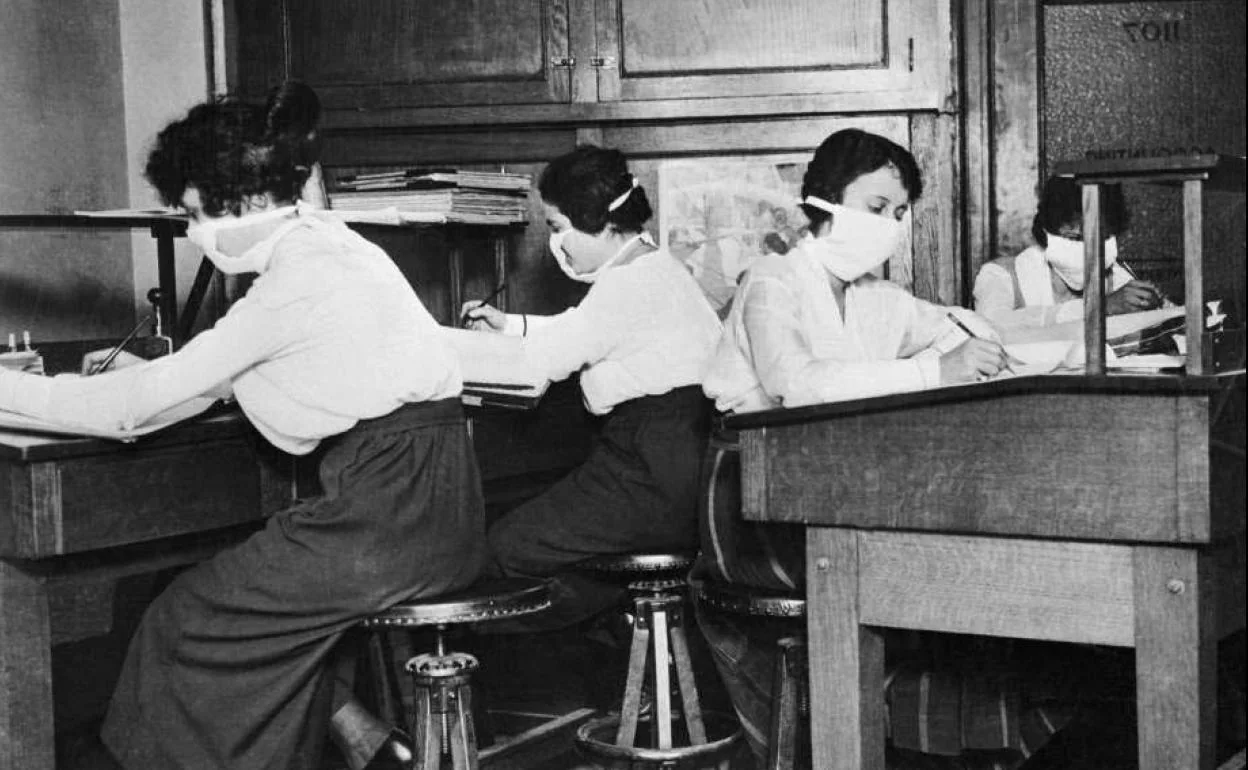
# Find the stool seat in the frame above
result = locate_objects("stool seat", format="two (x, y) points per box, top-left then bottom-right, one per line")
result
(577, 550), (698, 579)
(358, 577), (552, 770)
(360, 577), (551, 628)
(693, 580), (805, 619)
(693, 580), (807, 770)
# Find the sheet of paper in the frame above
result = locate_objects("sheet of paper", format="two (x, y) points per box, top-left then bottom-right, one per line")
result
(1001, 340), (1082, 376)
(1001, 306), (1186, 346)
(73, 207), (185, 218)
(440, 327), (549, 388)
(0, 396), (218, 441)
(1106, 354), (1186, 371)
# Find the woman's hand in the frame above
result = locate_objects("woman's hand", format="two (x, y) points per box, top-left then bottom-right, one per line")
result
(1106, 280), (1163, 315)
(80, 349), (145, 375)
(460, 302), (507, 333)
(939, 338), (1009, 384)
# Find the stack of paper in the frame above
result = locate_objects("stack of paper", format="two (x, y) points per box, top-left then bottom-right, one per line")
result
(331, 169), (531, 226)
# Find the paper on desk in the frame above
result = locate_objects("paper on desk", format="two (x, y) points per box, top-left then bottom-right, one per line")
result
(440, 327), (551, 407)
(1106, 353), (1186, 371)
(998, 340), (1082, 376)
(0, 396), (217, 441)
(1001, 306), (1186, 346)
(73, 207), (185, 218)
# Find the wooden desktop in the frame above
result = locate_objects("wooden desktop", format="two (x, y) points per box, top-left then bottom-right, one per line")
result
(728, 372), (1245, 770)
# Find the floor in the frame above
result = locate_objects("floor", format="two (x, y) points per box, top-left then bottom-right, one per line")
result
(57, 610), (1244, 770)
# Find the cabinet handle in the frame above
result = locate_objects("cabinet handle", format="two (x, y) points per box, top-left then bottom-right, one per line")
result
(589, 56), (616, 68)
(550, 56), (576, 68)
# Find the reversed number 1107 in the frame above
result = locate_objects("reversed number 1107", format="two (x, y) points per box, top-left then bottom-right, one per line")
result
(1121, 19), (1183, 44)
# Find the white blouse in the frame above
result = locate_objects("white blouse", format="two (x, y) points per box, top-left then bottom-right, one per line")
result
(499, 249), (722, 415)
(703, 241), (978, 414)
(0, 209), (461, 455)
(973, 245), (1132, 331)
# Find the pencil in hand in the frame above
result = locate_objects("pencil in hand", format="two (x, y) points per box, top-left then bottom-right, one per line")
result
(86, 315), (151, 376)
(946, 312), (1018, 376)
(460, 284), (507, 328)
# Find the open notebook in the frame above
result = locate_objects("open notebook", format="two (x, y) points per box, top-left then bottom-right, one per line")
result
(440, 327), (551, 409)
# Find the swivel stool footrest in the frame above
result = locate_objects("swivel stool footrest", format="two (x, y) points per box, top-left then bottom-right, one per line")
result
(573, 555), (741, 769)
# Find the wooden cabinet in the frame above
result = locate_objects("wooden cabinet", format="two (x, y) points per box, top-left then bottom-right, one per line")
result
(592, 0), (942, 104)
(226, 0), (950, 126)
(273, 0), (573, 110)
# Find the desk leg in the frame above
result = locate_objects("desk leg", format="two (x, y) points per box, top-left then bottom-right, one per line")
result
(0, 560), (55, 769)
(807, 528), (886, 770)
(1133, 546), (1217, 770)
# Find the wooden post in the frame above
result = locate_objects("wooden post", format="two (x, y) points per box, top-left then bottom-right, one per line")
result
(1133, 546), (1217, 770)
(0, 561), (55, 769)
(1082, 184), (1106, 373)
(1183, 179), (1206, 374)
(806, 528), (885, 770)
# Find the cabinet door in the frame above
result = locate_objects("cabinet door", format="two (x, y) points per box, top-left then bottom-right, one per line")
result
(281, 0), (573, 109)
(590, 0), (946, 106)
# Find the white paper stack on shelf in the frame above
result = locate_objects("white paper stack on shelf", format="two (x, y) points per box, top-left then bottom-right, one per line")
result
(331, 168), (531, 225)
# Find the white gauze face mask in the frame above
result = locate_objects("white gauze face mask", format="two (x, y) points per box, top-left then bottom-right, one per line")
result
(801, 196), (904, 282)
(185, 204), (301, 275)
(1045, 233), (1119, 291)
(549, 231), (654, 284)
(548, 179), (652, 284)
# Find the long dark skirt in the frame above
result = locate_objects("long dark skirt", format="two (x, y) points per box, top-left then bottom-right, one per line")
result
(101, 398), (486, 769)
(488, 385), (711, 629)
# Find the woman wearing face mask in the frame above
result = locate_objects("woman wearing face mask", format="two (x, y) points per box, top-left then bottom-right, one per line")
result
(973, 175), (1164, 331)
(462, 145), (722, 631)
(695, 129), (1085, 769)
(1, 85), (486, 769)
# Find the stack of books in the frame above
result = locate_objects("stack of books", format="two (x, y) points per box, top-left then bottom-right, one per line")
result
(330, 168), (531, 225)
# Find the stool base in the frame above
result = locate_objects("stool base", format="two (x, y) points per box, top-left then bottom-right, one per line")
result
(575, 711), (741, 769)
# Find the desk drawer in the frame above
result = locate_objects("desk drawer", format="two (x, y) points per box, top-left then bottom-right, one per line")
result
(2, 437), (286, 558)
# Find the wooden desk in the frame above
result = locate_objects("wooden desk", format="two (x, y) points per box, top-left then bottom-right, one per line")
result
(0, 388), (595, 768)
(729, 373), (1246, 770)
(0, 412), (291, 769)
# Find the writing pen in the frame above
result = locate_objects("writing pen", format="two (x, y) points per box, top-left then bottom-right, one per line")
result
(946, 312), (1017, 376)
(87, 315), (151, 376)
(460, 283), (507, 327)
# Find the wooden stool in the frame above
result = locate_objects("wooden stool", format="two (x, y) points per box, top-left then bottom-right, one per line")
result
(694, 580), (807, 770)
(360, 577), (551, 770)
(574, 551), (741, 769)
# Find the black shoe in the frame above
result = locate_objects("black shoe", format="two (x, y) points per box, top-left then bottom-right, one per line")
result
(362, 729), (414, 770)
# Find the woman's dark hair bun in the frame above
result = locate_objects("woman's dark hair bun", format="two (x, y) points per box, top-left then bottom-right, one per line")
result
(264, 80), (321, 141)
